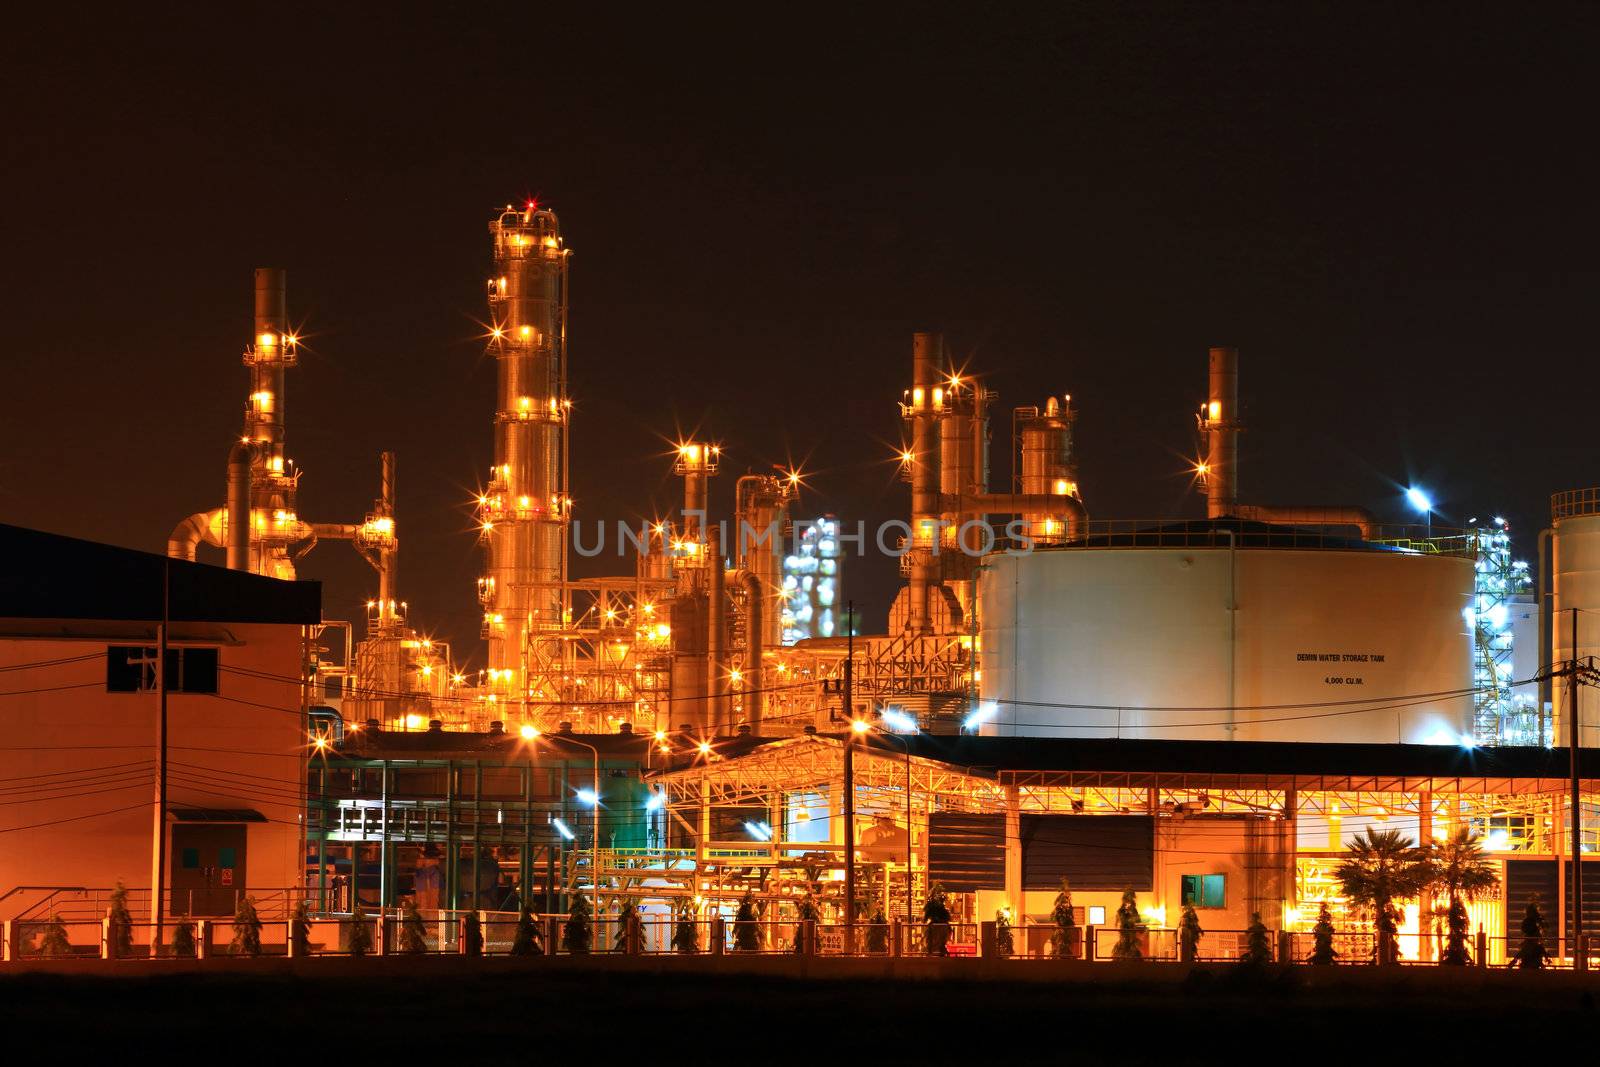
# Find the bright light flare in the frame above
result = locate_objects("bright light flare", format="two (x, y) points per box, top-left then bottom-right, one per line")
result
(575, 788), (599, 806)
(1406, 487), (1432, 513)
(880, 708), (919, 733)
(551, 818), (575, 841)
(963, 701), (999, 732)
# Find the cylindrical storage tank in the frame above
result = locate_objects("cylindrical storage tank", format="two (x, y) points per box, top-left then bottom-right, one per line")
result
(1551, 488), (1600, 745)
(669, 593), (709, 732)
(979, 527), (1473, 744)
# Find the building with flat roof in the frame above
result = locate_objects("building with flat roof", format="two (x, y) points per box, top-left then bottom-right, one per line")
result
(0, 524), (319, 936)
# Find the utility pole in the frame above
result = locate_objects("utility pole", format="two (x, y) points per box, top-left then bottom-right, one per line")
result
(1570, 607), (1585, 971)
(842, 601), (856, 947)
(149, 559), (170, 950)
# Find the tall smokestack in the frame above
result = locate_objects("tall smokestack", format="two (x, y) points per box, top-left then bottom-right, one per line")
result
(906, 332), (943, 634)
(1203, 345), (1239, 519)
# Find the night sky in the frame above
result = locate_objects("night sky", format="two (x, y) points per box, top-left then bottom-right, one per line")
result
(4, 7), (1596, 666)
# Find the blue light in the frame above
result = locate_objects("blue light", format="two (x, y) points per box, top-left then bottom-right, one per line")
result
(1405, 487), (1432, 513)
(963, 702), (998, 732)
(552, 818), (576, 840)
(743, 820), (772, 841)
(644, 792), (665, 811)
(575, 788), (599, 806)
(881, 707), (919, 733)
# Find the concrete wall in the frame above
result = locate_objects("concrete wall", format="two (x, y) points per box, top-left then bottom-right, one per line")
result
(0, 622), (306, 918)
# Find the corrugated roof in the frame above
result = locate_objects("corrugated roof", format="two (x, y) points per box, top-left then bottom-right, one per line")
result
(892, 735), (1598, 780)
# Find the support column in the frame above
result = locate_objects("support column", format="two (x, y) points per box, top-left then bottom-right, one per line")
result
(1418, 792), (1433, 961)
(1283, 788), (1298, 933)
(1555, 790), (1568, 957)
(1004, 782), (1023, 923)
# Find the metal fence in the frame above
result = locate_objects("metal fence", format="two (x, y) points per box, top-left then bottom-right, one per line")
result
(4, 912), (1594, 969)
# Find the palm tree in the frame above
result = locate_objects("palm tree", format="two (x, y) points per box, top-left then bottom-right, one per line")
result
(1333, 828), (1430, 964)
(1429, 829), (1499, 965)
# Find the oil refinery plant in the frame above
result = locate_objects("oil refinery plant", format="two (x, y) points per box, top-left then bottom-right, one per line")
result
(161, 200), (1593, 752)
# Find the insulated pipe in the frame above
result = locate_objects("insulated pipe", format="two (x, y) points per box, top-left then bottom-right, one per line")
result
(226, 440), (257, 571)
(907, 333), (943, 634)
(707, 524), (725, 734)
(308, 523), (362, 540)
(967, 493), (1089, 541)
(727, 569), (765, 730)
(167, 510), (222, 562)
(1204, 347), (1375, 541)
(1539, 527), (1553, 722)
(1232, 504), (1376, 540)
(378, 451), (398, 615)
(1204, 346), (1239, 520)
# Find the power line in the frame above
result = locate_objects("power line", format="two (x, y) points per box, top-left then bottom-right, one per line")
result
(0, 801), (150, 836)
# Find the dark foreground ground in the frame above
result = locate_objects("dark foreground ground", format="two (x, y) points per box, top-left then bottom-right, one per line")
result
(3, 957), (1595, 1063)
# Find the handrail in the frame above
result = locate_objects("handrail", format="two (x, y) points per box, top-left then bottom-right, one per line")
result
(1552, 487), (1600, 521)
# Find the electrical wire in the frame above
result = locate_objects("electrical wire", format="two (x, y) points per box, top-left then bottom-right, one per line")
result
(0, 652), (105, 673)
(0, 801), (151, 835)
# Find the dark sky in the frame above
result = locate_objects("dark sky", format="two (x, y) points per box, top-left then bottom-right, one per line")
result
(4, 6), (1597, 664)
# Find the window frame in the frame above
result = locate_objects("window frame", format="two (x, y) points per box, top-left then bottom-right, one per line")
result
(1181, 873), (1227, 909)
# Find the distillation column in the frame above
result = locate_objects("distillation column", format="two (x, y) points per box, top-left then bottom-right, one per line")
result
(478, 204), (572, 693)
(903, 332), (944, 635)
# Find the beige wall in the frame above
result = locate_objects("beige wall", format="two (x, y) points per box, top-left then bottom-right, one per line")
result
(0, 623), (306, 917)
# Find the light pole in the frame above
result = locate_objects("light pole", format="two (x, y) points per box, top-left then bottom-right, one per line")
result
(526, 728), (601, 928)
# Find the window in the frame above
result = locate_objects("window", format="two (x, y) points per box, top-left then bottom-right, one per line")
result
(1087, 906), (1106, 925)
(1181, 873), (1226, 909)
(106, 646), (219, 694)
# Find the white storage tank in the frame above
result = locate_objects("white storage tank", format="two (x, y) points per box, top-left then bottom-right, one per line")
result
(978, 522), (1474, 744)
(1551, 488), (1600, 745)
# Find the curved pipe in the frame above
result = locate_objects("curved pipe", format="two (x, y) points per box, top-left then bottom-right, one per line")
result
(167, 509), (223, 562)
(1231, 504), (1375, 540)
(967, 493), (1089, 541)
(226, 440), (258, 571)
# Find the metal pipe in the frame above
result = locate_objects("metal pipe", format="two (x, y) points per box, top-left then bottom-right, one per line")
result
(707, 525), (725, 735)
(729, 570), (764, 729)
(308, 523), (362, 540)
(1231, 505), (1376, 540)
(1569, 607), (1585, 971)
(907, 333), (943, 635)
(967, 493), (1088, 541)
(1204, 346), (1240, 519)
(1203, 347), (1375, 540)
(1539, 527), (1553, 736)
(167, 509), (221, 561)
(225, 439), (257, 571)
(378, 451), (398, 614)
